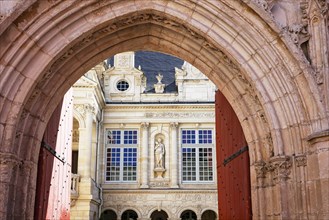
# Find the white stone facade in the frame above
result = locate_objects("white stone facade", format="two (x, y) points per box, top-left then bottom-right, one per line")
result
(71, 52), (218, 219)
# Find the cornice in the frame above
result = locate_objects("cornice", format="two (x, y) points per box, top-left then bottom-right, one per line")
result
(104, 104), (215, 111)
(102, 189), (218, 194)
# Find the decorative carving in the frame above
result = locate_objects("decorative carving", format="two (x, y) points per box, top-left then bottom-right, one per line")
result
(0, 152), (22, 167)
(149, 181), (170, 188)
(295, 155), (307, 167)
(141, 122), (150, 129)
(269, 156), (292, 183)
(317, 0), (328, 14)
(254, 0), (270, 11)
(74, 104), (95, 117)
(284, 23), (310, 45)
(169, 122), (179, 128)
(254, 160), (267, 178)
(300, 1), (309, 26)
(145, 112), (215, 118)
(117, 55), (129, 67)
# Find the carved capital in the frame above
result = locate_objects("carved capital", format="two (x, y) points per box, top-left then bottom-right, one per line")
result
(170, 122), (179, 128)
(0, 152), (22, 167)
(269, 156), (292, 183)
(74, 104), (95, 117)
(295, 155), (307, 167)
(254, 160), (267, 178)
(141, 122), (150, 129)
(84, 104), (95, 114)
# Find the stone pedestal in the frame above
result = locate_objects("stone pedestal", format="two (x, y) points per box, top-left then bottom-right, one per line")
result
(154, 167), (166, 179)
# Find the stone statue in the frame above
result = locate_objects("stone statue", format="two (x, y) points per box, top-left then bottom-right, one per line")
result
(154, 137), (165, 168)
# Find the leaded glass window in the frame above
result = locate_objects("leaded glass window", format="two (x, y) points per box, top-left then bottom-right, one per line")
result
(105, 129), (138, 182)
(181, 129), (214, 182)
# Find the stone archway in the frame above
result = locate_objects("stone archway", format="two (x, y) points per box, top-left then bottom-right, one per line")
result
(0, 1), (328, 219)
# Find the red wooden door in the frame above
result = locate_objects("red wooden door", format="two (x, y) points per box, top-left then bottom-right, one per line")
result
(215, 91), (252, 219)
(34, 102), (62, 220)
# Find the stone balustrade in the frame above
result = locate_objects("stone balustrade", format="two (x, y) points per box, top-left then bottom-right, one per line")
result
(71, 173), (80, 199)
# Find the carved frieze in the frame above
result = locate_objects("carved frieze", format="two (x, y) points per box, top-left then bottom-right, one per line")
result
(145, 112), (215, 118)
(74, 104), (95, 118)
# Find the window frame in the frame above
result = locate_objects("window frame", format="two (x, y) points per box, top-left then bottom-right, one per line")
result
(105, 129), (138, 183)
(181, 128), (214, 183)
(116, 79), (130, 92)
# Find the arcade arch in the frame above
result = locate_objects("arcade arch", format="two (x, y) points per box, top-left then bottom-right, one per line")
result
(0, 1), (328, 219)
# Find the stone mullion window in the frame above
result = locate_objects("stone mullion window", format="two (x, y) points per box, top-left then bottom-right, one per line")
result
(105, 130), (138, 182)
(181, 129), (214, 183)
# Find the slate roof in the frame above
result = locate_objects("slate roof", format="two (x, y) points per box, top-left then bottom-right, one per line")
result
(107, 51), (184, 93)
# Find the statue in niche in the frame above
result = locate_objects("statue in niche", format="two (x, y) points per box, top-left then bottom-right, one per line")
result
(154, 137), (165, 169)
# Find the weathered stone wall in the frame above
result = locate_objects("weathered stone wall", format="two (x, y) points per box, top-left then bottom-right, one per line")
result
(0, 0), (328, 219)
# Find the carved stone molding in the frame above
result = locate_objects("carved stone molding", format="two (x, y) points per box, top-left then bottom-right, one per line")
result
(295, 155), (307, 167)
(269, 156), (292, 183)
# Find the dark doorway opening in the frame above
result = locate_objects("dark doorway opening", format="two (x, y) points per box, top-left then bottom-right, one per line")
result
(121, 210), (138, 220)
(100, 209), (117, 220)
(151, 210), (169, 220)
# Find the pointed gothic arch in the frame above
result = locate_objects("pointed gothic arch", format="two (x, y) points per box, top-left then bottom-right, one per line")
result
(0, 1), (328, 219)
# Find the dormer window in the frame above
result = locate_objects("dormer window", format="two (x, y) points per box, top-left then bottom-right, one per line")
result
(116, 80), (129, 91)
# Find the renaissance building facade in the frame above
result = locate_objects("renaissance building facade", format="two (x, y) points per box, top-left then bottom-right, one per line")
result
(70, 51), (218, 220)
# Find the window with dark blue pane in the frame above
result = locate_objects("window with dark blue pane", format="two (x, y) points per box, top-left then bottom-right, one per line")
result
(106, 129), (138, 182)
(182, 130), (196, 144)
(124, 130), (138, 144)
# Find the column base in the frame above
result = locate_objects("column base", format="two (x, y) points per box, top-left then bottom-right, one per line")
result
(140, 184), (149, 189)
(170, 184), (179, 188)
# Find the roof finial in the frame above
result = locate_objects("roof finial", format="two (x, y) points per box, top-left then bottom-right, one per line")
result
(156, 73), (163, 84)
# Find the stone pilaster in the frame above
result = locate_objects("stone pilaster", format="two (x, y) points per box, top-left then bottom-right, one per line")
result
(140, 122), (150, 188)
(77, 104), (95, 179)
(170, 122), (179, 188)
